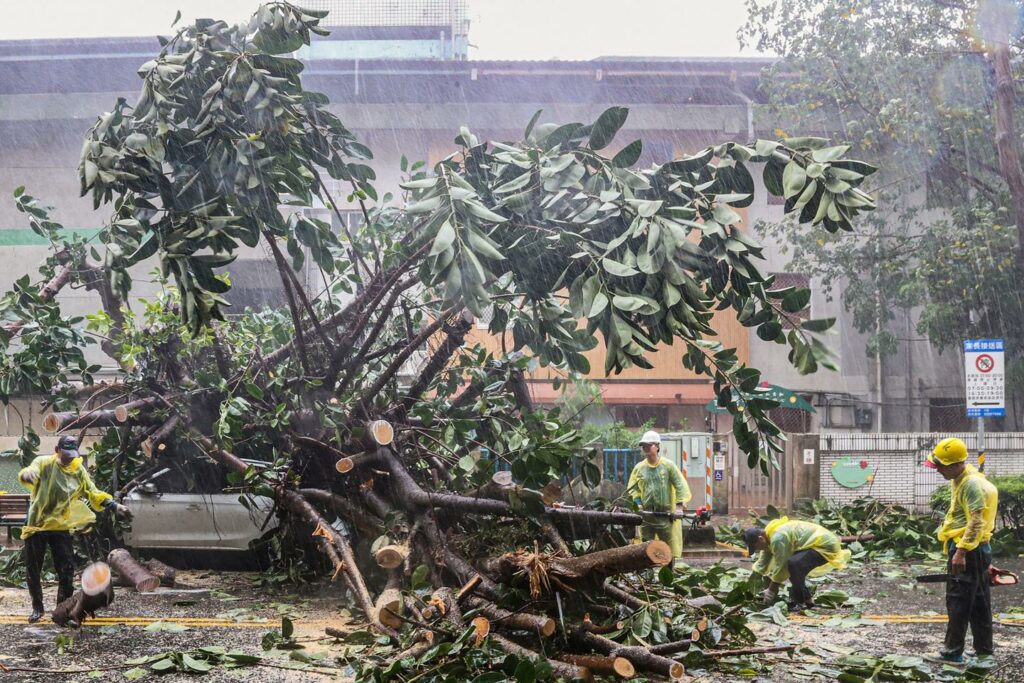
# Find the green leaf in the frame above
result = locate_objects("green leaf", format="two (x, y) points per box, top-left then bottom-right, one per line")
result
(588, 106), (629, 150)
(601, 258), (639, 278)
(782, 161), (806, 199)
(523, 108), (543, 140)
(430, 221), (457, 257)
(150, 658), (177, 672)
(181, 654), (212, 673)
(411, 563), (429, 590)
(801, 317), (835, 332)
(123, 668), (147, 681)
(612, 139), (643, 167)
(812, 144), (851, 162)
(782, 288), (806, 313)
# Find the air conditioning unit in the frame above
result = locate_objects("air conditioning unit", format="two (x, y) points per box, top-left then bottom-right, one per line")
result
(854, 407), (874, 428)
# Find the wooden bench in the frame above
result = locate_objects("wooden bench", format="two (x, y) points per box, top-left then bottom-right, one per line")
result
(0, 494), (29, 542)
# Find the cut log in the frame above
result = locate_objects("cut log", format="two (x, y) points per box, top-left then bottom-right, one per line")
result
(335, 450), (375, 474)
(481, 541), (672, 594)
(573, 629), (685, 682)
(465, 596), (557, 637)
(44, 410), (119, 433)
(489, 633), (593, 682)
(560, 654), (635, 679)
(367, 419), (394, 445)
(106, 549), (160, 592)
(114, 397), (159, 423)
(840, 533), (876, 543)
(471, 616), (490, 645)
(143, 558), (176, 587)
(374, 572), (404, 630)
(649, 639), (693, 656)
(143, 415), (179, 457)
(373, 544), (408, 570)
(52, 562), (114, 628)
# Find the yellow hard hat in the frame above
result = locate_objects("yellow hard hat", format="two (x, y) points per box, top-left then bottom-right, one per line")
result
(926, 437), (968, 468)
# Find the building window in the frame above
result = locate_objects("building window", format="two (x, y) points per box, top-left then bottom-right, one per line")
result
(768, 272), (810, 328)
(929, 398), (971, 432)
(769, 406), (811, 433)
(616, 405), (668, 429)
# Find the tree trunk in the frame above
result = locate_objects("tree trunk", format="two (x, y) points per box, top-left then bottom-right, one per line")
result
(480, 541), (671, 593)
(107, 549), (160, 592)
(143, 558), (176, 587)
(52, 562), (114, 627)
(991, 42), (1024, 268)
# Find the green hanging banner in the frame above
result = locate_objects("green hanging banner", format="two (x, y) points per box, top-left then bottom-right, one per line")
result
(704, 383), (816, 414)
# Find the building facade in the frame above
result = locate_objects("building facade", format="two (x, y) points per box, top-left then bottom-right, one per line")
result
(0, 19), (967, 439)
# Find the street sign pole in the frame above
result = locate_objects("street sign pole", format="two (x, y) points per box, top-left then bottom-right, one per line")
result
(964, 339), (1004, 469)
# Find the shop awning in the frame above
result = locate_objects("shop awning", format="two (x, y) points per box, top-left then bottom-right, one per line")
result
(527, 381), (714, 405)
(704, 382), (816, 413)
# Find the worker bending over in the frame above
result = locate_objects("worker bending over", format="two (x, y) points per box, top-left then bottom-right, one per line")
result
(627, 430), (691, 558)
(927, 437), (998, 663)
(744, 517), (850, 611)
(19, 435), (130, 623)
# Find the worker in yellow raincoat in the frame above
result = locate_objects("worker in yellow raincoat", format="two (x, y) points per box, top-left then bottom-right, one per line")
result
(19, 435), (130, 623)
(926, 437), (998, 663)
(745, 517), (850, 611)
(627, 430), (691, 558)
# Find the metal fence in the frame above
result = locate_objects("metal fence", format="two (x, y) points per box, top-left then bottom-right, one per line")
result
(485, 447), (642, 484)
(301, 0), (469, 30)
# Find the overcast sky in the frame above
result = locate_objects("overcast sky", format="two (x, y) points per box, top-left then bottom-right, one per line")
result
(0, 0), (764, 58)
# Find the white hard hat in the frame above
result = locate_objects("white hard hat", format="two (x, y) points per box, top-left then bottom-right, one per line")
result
(639, 430), (661, 445)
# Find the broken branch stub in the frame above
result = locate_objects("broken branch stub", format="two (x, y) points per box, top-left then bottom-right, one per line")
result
(52, 561), (114, 627)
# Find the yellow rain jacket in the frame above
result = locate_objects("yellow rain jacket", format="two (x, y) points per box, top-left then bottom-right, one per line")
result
(751, 517), (851, 584)
(936, 464), (998, 552)
(627, 457), (691, 558)
(18, 454), (113, 539)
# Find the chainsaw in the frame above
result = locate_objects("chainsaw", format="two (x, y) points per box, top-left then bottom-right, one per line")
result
(915, 566), (1019, 586)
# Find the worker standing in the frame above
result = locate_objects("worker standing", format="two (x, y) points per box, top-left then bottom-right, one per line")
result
(744, 517), (850, 611)
(18, 435), (130, 623)
(926, 437), (998, 663)
(626, 430), (691, 558)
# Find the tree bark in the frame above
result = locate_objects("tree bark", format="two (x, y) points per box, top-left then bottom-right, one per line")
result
(0, 262), (75, 339)
(560, 654), (635, 679)
(374, 571), (404, 630)
(464, 596), (557, 637)
(107, 549), (160, 592)
(480, 541), (671, 592)
(489, 633), (593, 682)
(572, 629), (685, 682)
(991, 41), (1024, 268)
(52, 562), (114, 627)
(114, 397), (159, 423)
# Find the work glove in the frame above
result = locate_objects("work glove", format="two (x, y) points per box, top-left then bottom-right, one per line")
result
(115, 504), (133, 519)
(20, 471), (39, 485)
(761, 583), (780, 603)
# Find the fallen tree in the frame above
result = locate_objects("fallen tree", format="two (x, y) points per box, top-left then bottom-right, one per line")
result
(0, 2), (879, 678)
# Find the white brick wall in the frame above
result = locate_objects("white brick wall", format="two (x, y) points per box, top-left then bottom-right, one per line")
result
(818, 433), (1024, 511)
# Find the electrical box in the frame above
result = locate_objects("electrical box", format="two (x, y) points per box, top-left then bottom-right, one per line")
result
(854, 407), (874, 428)
(658, 432), (713, 510)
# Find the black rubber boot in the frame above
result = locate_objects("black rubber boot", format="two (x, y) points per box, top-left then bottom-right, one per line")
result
(28, 608), (44, 624)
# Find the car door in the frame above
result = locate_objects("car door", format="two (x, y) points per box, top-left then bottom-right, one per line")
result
(123, 465), (222, 550)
